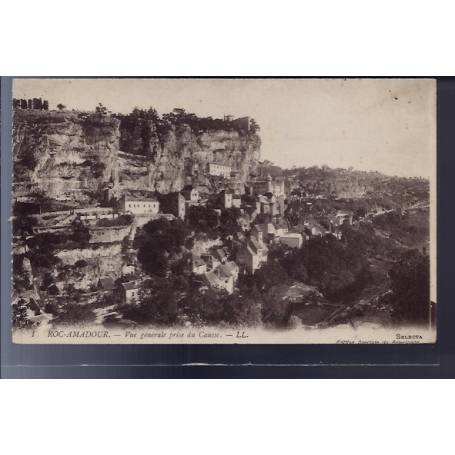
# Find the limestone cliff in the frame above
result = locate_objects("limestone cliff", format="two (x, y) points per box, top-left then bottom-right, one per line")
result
(12, 109), (261, 205)
(118, 124), (260, 194)
(13, 110), (120, 204)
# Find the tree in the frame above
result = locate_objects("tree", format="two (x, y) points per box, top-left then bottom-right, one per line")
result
(57, 103), (66, 111)
(262, 284), (294, 327)
(253, 260), (289, 292)
(95, 103), (108, 115)
(281, 250), (308, 283)
(44, 301), (59, 315)
(40, 272), (55, 290)
(301, 235), (370, 302)
(135, 218), (188, 278)
(389, 250), (430, 325)
(12, 299), (36, 329)
(222, 293), (262, 326)
(182, 287), (225, 325)
(52, 303), (96, 326)
(119, 280), (180, 325)
(254, 213), (270, 225)
(219, 208), (242, 237)
(74, 259), (88, 268)
(187, 205), (219, 235)
(43, 100), (49, 110)
(249, 118), (260, 133)
(13, 214), (37, 236)
(48, 284), (60, 296)
(29, 251), (61, 270)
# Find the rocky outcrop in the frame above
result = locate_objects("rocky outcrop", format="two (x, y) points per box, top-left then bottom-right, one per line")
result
(12, 109), (261, 205)
(118, 125), (260, 194)
(55, 243), (124, 290)
(13, 110), (120, 203)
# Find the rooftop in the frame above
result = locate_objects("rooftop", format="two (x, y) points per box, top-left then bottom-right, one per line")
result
(122, 191), (158, 202)
(280, 232), (302, 239)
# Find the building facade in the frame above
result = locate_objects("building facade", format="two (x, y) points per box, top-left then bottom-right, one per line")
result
(278, 232), (303, 248)
(119, 194), (159, 216)
(236, 230), (268, 274)
(121, 281), (140, 304)
(218, 190), (233, 209)
(182, 185), (199, 203)
(249, 175), (285, 198)
(208, 163), (231, 178)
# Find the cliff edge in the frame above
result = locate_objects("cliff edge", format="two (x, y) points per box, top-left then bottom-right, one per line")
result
(12, 108), (261, 206)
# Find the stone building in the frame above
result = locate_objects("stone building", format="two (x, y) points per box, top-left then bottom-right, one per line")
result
(121, 281), (140, 304)
(278, 232), (303, 249)
(181, 185), (199, 203)
(208, 163), (231, 178)
(119, 194), (159, 216)
(236, 229), (268, 274)
(232, 195), (242, 208)
(218, 190), (233, 209)
(203, 261), (239, 294)
(248, 174), (285, 198)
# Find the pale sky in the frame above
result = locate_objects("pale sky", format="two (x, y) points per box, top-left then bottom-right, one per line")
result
(13, 78), (436, 177)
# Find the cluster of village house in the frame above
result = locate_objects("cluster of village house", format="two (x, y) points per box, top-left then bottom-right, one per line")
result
(102, 170), (356, 303)
(17, 162), (359, 307)
(97, 171), (306, 302)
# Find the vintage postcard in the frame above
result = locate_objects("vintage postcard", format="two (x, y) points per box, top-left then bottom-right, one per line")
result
(9, 78), (436, 344)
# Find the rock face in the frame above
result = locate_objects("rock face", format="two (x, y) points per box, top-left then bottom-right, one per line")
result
(13, 110), (120, 203)
(118, 125), (260, 194)
(13, 110), (261, 204)
(55, 243), (124, 290)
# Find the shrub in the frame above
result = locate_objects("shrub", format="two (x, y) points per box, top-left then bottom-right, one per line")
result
(52, 303), (96, 326)
(74, 259), (88, 268)
(48, 284), (60, 295)
(12, 299), (36, 329)
(44, 302), (59, 315)
(389, 250), (430, 325)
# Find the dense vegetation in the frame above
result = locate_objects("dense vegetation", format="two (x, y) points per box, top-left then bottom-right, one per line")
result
(134, 218), (189, 278)
(127, 200), (430, 328)
(116, 275), (262, 328)
(388, 249), (430, 325)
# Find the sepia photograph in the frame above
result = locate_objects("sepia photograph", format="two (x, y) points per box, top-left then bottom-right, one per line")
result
(9, 78), (436, 344)
(3, 2), (455, 454)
